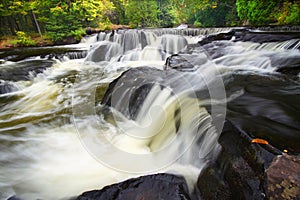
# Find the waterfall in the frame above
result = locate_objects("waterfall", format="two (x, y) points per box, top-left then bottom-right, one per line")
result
(0, 27), (299, 200)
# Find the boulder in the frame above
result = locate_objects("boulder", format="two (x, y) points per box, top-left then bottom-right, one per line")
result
(234, 30), (300, 44)
(164, 53), (208, 72)
(101, 67), (163, 119)
(74, 173), (191, 200)
(197, 120), (276, 200)
(198, 31), (235, 46)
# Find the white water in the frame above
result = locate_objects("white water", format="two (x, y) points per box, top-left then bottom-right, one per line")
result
(0, 28), (299, 200)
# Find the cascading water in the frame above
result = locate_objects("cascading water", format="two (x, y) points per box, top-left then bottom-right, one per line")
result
(0, 28), (299, 200)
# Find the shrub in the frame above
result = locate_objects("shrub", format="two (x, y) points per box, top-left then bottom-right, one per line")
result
(13, 31), (36, 47)
(71, 28), (86, 42)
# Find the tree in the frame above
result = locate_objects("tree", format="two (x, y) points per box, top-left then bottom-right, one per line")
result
(109, 0), (127, 24)
(0, 0), (31, 35)
(125, 0), (160, 28)
(33, 0), (114, 41)
(192, 1), (238, 27)
(275, 0), (300, 25)
(236, 0), (281, 26)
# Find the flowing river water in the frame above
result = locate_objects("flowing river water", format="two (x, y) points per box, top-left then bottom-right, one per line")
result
(0, 28), (300, 199)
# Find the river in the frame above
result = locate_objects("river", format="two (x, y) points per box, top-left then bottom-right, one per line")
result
(0, 28), (299, 200)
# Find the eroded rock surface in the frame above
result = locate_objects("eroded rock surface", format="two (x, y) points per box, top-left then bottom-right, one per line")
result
(266, 154), (300, 200)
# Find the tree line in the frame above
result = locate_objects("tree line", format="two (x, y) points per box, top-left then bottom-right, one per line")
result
(0, 0), (299, 43)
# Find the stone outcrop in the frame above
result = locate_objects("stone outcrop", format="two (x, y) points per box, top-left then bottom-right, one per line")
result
(74, 174), (191, 200)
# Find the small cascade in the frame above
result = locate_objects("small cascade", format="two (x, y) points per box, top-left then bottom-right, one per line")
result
(160, 34), (188, 54)
(65, 51), (88, 60)
(122, 30), (141, 52)
(245, 39), (300, 50)
(80, 34), (98, 45)
(85, 41), (122, 62)
(87, 28), (233, 62)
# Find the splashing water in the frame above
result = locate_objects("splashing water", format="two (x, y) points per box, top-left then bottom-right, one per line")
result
(1, 28), (299, 200)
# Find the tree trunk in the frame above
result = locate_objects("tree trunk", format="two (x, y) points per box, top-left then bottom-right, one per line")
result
(8, 17), (16, 35)
(31, 10), (42, 37)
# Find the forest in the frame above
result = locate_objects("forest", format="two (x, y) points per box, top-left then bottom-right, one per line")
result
(0, 0), (300, 45)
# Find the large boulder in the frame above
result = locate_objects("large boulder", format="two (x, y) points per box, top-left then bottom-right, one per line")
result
(164, 53), (208, 72)
(225, 73), (300, 154)
(74, 173), (191, 200)
(197, 120), (276, 200)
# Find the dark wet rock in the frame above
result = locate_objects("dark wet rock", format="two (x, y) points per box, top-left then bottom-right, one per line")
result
(197, 120), (276, 200)
(0, 59), (55, 81)
(86, 28), (101, 35)
(200, 40), (234, 59)
(0, 47), (87, 62)
(101, 66), (205, 120)
(7, 196), (22, 200)
(54, 36), (80, 45)
(74, 173), (191, 200)
(266, 154), (300, 199)
(101, 67), (162, 119)
(276, 65), (300, 75)
(225, 73), (300, 154)
(164, 53), (208, 72)
(198, 31), (235, 46)
(195, 28), (300, 46)
(269, 54), (300, 75)
(234, 30), (300, 44)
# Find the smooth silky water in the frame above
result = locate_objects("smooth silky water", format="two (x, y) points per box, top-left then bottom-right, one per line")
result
(0, 28), (300, 199)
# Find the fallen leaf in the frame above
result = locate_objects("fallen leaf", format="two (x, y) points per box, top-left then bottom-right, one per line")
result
(251, 138), (269, 145)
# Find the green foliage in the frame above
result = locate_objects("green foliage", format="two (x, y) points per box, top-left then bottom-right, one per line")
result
(236, 0), (248, 22)
(276, 1), (300, 25)
(235, 0), (300, 26)
(70, 28), (86, 41)
(109, 0), (127, 24)
(13, 31), (36, 47)
(157, 0), (177, 27)
(248, 0), (278, 26)
(34, 0), (115, 42)
(125, 0), (160, 28)
(1, 0), (300, 43)
(187, 1), (238, 27)
(193, 20), (203, 28)
(286, 2), (300, 25)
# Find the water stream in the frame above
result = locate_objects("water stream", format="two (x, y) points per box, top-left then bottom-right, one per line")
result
(0, 28), (299, 199)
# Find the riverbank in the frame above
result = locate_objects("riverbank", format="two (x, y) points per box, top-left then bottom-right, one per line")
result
(0, 25), (131, 49)
(0, 34), (80, 49)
